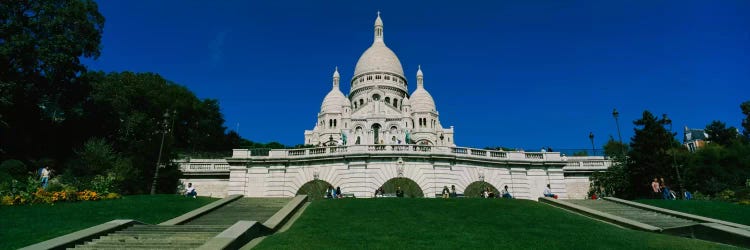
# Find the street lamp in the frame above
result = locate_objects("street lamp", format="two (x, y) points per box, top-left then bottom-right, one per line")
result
(612, 108), (625, 156)
(662, 114), (684, 197)
(150, 110), (171, 195)
(589, 132), (595, 156)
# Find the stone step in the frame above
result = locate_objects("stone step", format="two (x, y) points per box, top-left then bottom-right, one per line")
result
(81, 242), (204, 247)
(102, 232), (219, 239)
(565, 199), (697, 229)
(184, 198), (290, 226)
(91, 237), (209, 244)
(74, 245), (201, 250)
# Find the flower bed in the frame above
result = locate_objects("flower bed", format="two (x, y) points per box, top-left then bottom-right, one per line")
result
(1, 188), (121, 206)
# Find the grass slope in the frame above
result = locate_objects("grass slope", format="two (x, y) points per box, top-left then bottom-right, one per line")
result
(0, 195), (217, 250)
(637, 199), (750, 225)
(257, 199), (737, 250)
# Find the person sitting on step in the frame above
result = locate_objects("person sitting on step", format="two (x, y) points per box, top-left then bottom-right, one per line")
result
(185, 183), (197, 198)
(501, 185), (513, 199)
(543, 184), (557, 199)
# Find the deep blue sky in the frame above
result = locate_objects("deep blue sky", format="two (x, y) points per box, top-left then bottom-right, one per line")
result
(84, 1), (749, 150)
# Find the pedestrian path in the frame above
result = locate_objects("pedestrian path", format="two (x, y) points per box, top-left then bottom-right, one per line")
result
(65, 197), (295, 250)
(566, 199), (698, 229)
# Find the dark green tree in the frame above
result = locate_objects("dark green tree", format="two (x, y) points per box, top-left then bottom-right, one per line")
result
(603, 137), (629, 160)
(741, 101), (750, 140)
(0, 0), (104, 162)
(705, 120), (739, 146)
(627, 111), (679, 197)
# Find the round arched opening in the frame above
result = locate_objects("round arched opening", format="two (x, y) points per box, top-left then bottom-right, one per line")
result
(296, 180), (333, 201)
(464, 181), (500, 198)
(378, 177), (424, 198)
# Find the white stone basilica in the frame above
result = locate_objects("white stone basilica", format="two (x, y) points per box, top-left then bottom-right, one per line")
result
(177, 13), (612, 201)
(304, 13), (454, 147)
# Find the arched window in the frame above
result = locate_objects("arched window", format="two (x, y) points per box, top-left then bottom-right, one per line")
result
(334, 119), (337, 127)
(360, 99), (364, 105)
(356, 126), (362, 134)
(393, 98), (398, 108)
(372, 94), (381, 101)
(385, 97), (390, 104)
(329, 119), (332, 128)
(390, 126), (397, 134)
(345, 123), (347, 128)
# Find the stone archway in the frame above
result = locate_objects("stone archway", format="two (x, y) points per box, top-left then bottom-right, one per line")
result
(296, 180), (333, 201)
(464, 181), (500, 198)
(379, 177), (424, 198)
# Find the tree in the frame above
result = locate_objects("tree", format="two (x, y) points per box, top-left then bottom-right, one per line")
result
(705, 120), (739, 146)
(603, 137), (629, 160)
(627, 111), (679, 197)
(0, 0), (104, 160)
(741, 101), (750, 139)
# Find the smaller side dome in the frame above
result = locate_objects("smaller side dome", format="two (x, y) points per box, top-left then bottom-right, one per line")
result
(320, 89), (349, 113)
(410, 66), (436, 113)
(410, 88), (436, 113)
(320, 67), (350, 114)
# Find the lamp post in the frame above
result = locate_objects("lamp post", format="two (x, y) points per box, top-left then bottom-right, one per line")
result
(150, 110), (171, 195)
(589, 132), (595, 155)
(662, 114), (683, 197)
(612, 108), (625, 156)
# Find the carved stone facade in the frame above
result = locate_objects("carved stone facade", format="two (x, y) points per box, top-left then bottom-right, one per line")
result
(304, 13), (454, 147)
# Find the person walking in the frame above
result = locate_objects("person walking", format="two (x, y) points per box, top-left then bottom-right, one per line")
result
(651, 178), (661, 199)
(40, 166), (51, 189)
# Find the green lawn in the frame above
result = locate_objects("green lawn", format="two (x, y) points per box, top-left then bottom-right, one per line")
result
(636, 199), (750, 225)
(256, 199), (738, 250)
(0, 194), (217, 250)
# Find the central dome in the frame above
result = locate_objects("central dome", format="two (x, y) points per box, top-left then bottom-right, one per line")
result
(353, 13), (404, 78)
(354, 42), (404, 77)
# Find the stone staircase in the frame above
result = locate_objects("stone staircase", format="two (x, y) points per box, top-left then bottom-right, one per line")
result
(67, 197), (293, 250)
(70, 225), (226, 249)
(566, 199), (698, 229)
(185, 198), (291, 226)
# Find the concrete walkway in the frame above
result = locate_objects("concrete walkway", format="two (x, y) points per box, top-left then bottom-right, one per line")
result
(566, 199), (698, 229)
(45, 197), (301, 250)
(542, 197), (750, 248)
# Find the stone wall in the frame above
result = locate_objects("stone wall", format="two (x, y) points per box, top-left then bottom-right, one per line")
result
(179, 178), (228, 198)
(565, 176), (591, 199)
(229, 159), (567, 200)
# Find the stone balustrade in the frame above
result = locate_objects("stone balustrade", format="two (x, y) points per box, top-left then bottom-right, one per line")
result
(562, 156), (613, 172)
(177, 159), (230, 173)
(183, 147), (611, 175)
(230, 145), (565, 162)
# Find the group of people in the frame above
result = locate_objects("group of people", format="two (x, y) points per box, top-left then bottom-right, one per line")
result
(440, 185), (457, 198)
(650, 177), (688, 200)
(326, 186), (344, 199)
(479, 185), (514, 199)
(374, 186), (404, 197)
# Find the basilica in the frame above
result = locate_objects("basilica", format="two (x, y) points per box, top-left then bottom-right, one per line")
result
(178, 13), (611, 200)
(304, 13), (454, 147)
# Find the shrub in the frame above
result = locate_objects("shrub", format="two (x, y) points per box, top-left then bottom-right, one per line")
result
(105, 192), (121, 200)
(90, 174), (117, 194)
(691, 191), (711, 200)
(717, 189), (736, 202)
